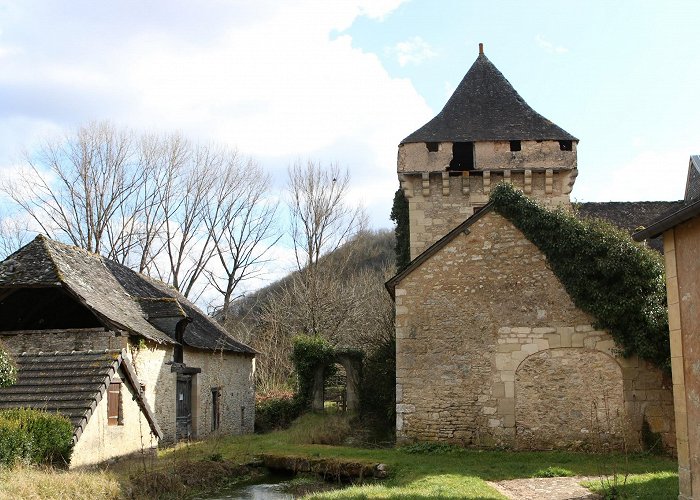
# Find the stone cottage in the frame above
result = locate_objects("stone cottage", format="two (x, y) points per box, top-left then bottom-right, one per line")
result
(634, 155), (700, 499)
(387, 44), (676, 451)
(0, 235), (256, 466)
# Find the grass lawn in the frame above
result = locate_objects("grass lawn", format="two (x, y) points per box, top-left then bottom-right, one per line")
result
(0, 414), (679, 499)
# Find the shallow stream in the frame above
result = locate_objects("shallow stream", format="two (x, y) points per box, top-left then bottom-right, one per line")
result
(202, 481), (294, 500)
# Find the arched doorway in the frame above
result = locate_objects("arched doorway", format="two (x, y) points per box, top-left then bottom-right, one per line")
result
(515, 348), (624, 450)
(311, 353), (362, 413)
(324, 363), (347, 412)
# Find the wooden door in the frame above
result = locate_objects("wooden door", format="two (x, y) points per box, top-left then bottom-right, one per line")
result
(176, 375), (192, 440)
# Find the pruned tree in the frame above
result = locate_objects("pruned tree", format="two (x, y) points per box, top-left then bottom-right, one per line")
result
(286, 159), (365, 337)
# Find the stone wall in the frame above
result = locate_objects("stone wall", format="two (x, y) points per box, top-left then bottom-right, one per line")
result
(394, 210), (675, 451)
(70, 368), (156, 468)
(0, 328), (125, 353)
(401, 171), (575, 258)
(0, 329), (255, 445)
(397, 140), (577, 173)
(127, 341), (178, 442)
(128, 342), (255, 443)
(664, 219), (700, 499)
(183, 349), (255, 438)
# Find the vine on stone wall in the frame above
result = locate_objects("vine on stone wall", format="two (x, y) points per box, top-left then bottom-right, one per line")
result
(390, 188), (411, 271)
(491, 182), (670, 371)
(291, 335), (336, 405)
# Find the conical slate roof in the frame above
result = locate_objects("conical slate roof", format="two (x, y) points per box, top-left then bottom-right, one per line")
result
(402, 47), (577, 144)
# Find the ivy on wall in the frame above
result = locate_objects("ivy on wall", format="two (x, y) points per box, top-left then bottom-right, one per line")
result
(491, 182), (670, 371)
(291, 335), (336, 405)
(390, 188), (410, 271)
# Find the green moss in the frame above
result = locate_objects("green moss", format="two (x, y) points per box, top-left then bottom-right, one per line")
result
(490, 183), (670, 371)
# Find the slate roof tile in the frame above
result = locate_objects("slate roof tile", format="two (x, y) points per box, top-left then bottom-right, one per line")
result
(402, 49), (577, 144)
(0, 349), (161, 441)
(0, 236), (255, 354)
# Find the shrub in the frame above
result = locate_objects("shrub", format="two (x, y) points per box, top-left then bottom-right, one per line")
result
(533, 466), (575, 478)
(359, 336), (396, 441)
(0, 409), (73, 467)
(255, 395), (304, 433)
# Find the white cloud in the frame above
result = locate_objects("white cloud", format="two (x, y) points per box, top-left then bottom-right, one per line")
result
(388, 36), (437, 67)
(0, 0), (431, 232)
(535, 34), (568, 55)
(573, 148), (689, 202)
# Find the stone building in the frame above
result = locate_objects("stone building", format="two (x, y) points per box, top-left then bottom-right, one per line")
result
(387, 45), (676, 451)
(634, 155), (700, 499)
(0, 235), (256, 466)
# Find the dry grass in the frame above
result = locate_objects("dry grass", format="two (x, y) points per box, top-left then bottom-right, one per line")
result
(286, 412), (352, 445)
(0, 466), (121, 500)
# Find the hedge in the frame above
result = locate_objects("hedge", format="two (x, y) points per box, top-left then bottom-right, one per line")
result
(0, 408), (74, 467)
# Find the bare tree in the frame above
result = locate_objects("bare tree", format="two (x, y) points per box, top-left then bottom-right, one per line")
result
(2, 121), (280, 307)
(3, 122), (145, 256)
(206, 158), (280, 324)
(286, 159), (365, 336)
(0, 212), (31, 260)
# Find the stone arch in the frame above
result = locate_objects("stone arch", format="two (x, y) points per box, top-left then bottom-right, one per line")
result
(311, 353), (362, 413)
(514, 348), (625, 450)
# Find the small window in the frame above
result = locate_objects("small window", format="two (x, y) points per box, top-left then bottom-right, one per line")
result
(509, 140), (521, 152)
(448, 142), (475, 171)
(108, 381), (123, 426)
(211, 388), (221, 431)
(473, 205), (485, 215)
(425, 142), (439, 152)
(559, 140), (573, 151)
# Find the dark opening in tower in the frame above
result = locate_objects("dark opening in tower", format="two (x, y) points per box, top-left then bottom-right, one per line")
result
(449, 142), (474, 171)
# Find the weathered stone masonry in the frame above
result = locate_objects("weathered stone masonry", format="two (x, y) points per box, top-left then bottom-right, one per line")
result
(394, 211), (675, 450)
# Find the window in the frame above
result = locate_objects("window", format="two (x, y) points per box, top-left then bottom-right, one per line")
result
(509, 140), (521, 152)
(211, 388), (221, 431)
(107, 381), (123, 426)
(425, 142), (439, 152)
(448, 142), (474, 171)
(559, 140), (573, 151)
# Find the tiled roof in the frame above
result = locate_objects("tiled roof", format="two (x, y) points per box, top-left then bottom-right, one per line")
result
(0, 349), (161, 442)
(0, 236), (255, 354)
(576, 201), (684, 252)
(684, 155), (700, 203)
(402, 49), (577, 144)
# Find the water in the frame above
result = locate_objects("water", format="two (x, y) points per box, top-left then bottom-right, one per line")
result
(204, 482), (294, 500)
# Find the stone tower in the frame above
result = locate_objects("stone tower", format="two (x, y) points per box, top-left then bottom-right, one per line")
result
(398, 44), (578, 258)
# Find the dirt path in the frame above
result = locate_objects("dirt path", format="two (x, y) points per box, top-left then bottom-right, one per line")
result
(486, 476), (602, 500)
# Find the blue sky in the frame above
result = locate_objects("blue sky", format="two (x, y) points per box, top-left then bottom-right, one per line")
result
(0, 0), (698, 234)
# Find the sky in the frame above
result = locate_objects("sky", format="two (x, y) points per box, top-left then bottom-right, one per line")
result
(0, 0), (698, 295)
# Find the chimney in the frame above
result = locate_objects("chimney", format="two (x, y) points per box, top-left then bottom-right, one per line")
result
(479, 43), (484, 55)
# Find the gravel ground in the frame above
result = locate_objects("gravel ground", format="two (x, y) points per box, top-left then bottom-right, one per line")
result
(486, 476), (603, 500)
